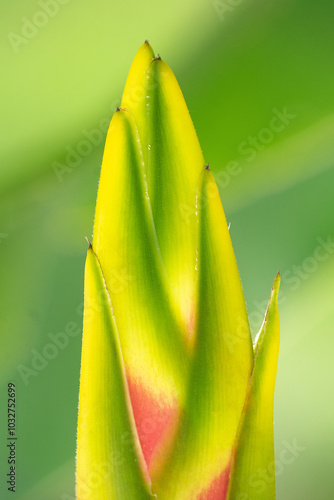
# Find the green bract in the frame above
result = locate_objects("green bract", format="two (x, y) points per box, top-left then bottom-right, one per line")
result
(76, 42), (280, 500)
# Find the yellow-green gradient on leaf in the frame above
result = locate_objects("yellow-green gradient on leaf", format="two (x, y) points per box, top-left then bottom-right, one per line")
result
(92, 107), (188, 469)
(151, 169), (254, 499)
(76, 248), (153, 500)
(122, 42), (205, 342)
(227, 274), (281, 500)
(77, 42), (281, 500)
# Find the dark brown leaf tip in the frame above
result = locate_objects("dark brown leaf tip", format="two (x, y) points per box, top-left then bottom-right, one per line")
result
(85, 236), (92, 249)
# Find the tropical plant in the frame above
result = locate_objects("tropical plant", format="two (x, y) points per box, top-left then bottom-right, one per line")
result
(76, 41), (280, 500)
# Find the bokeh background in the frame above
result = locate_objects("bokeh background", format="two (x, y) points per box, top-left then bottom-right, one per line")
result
(1, 0), (334, 498)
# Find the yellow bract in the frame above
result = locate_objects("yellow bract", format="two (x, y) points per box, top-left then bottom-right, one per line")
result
(77, 248), (152, 500)
(227, 273), (281, 500)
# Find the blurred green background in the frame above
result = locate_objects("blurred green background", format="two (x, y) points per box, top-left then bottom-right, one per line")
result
(1, 0), (334, 498)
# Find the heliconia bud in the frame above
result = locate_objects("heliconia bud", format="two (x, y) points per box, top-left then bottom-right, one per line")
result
(76, 42), (280, 500)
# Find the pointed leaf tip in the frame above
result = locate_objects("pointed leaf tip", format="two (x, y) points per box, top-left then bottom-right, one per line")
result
(120, 41), (155, 140)
(227, 274), (280, 500)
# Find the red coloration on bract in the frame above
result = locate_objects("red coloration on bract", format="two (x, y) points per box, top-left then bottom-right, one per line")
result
(127, 376), (176, 471)
(198, 463), (231, 500)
